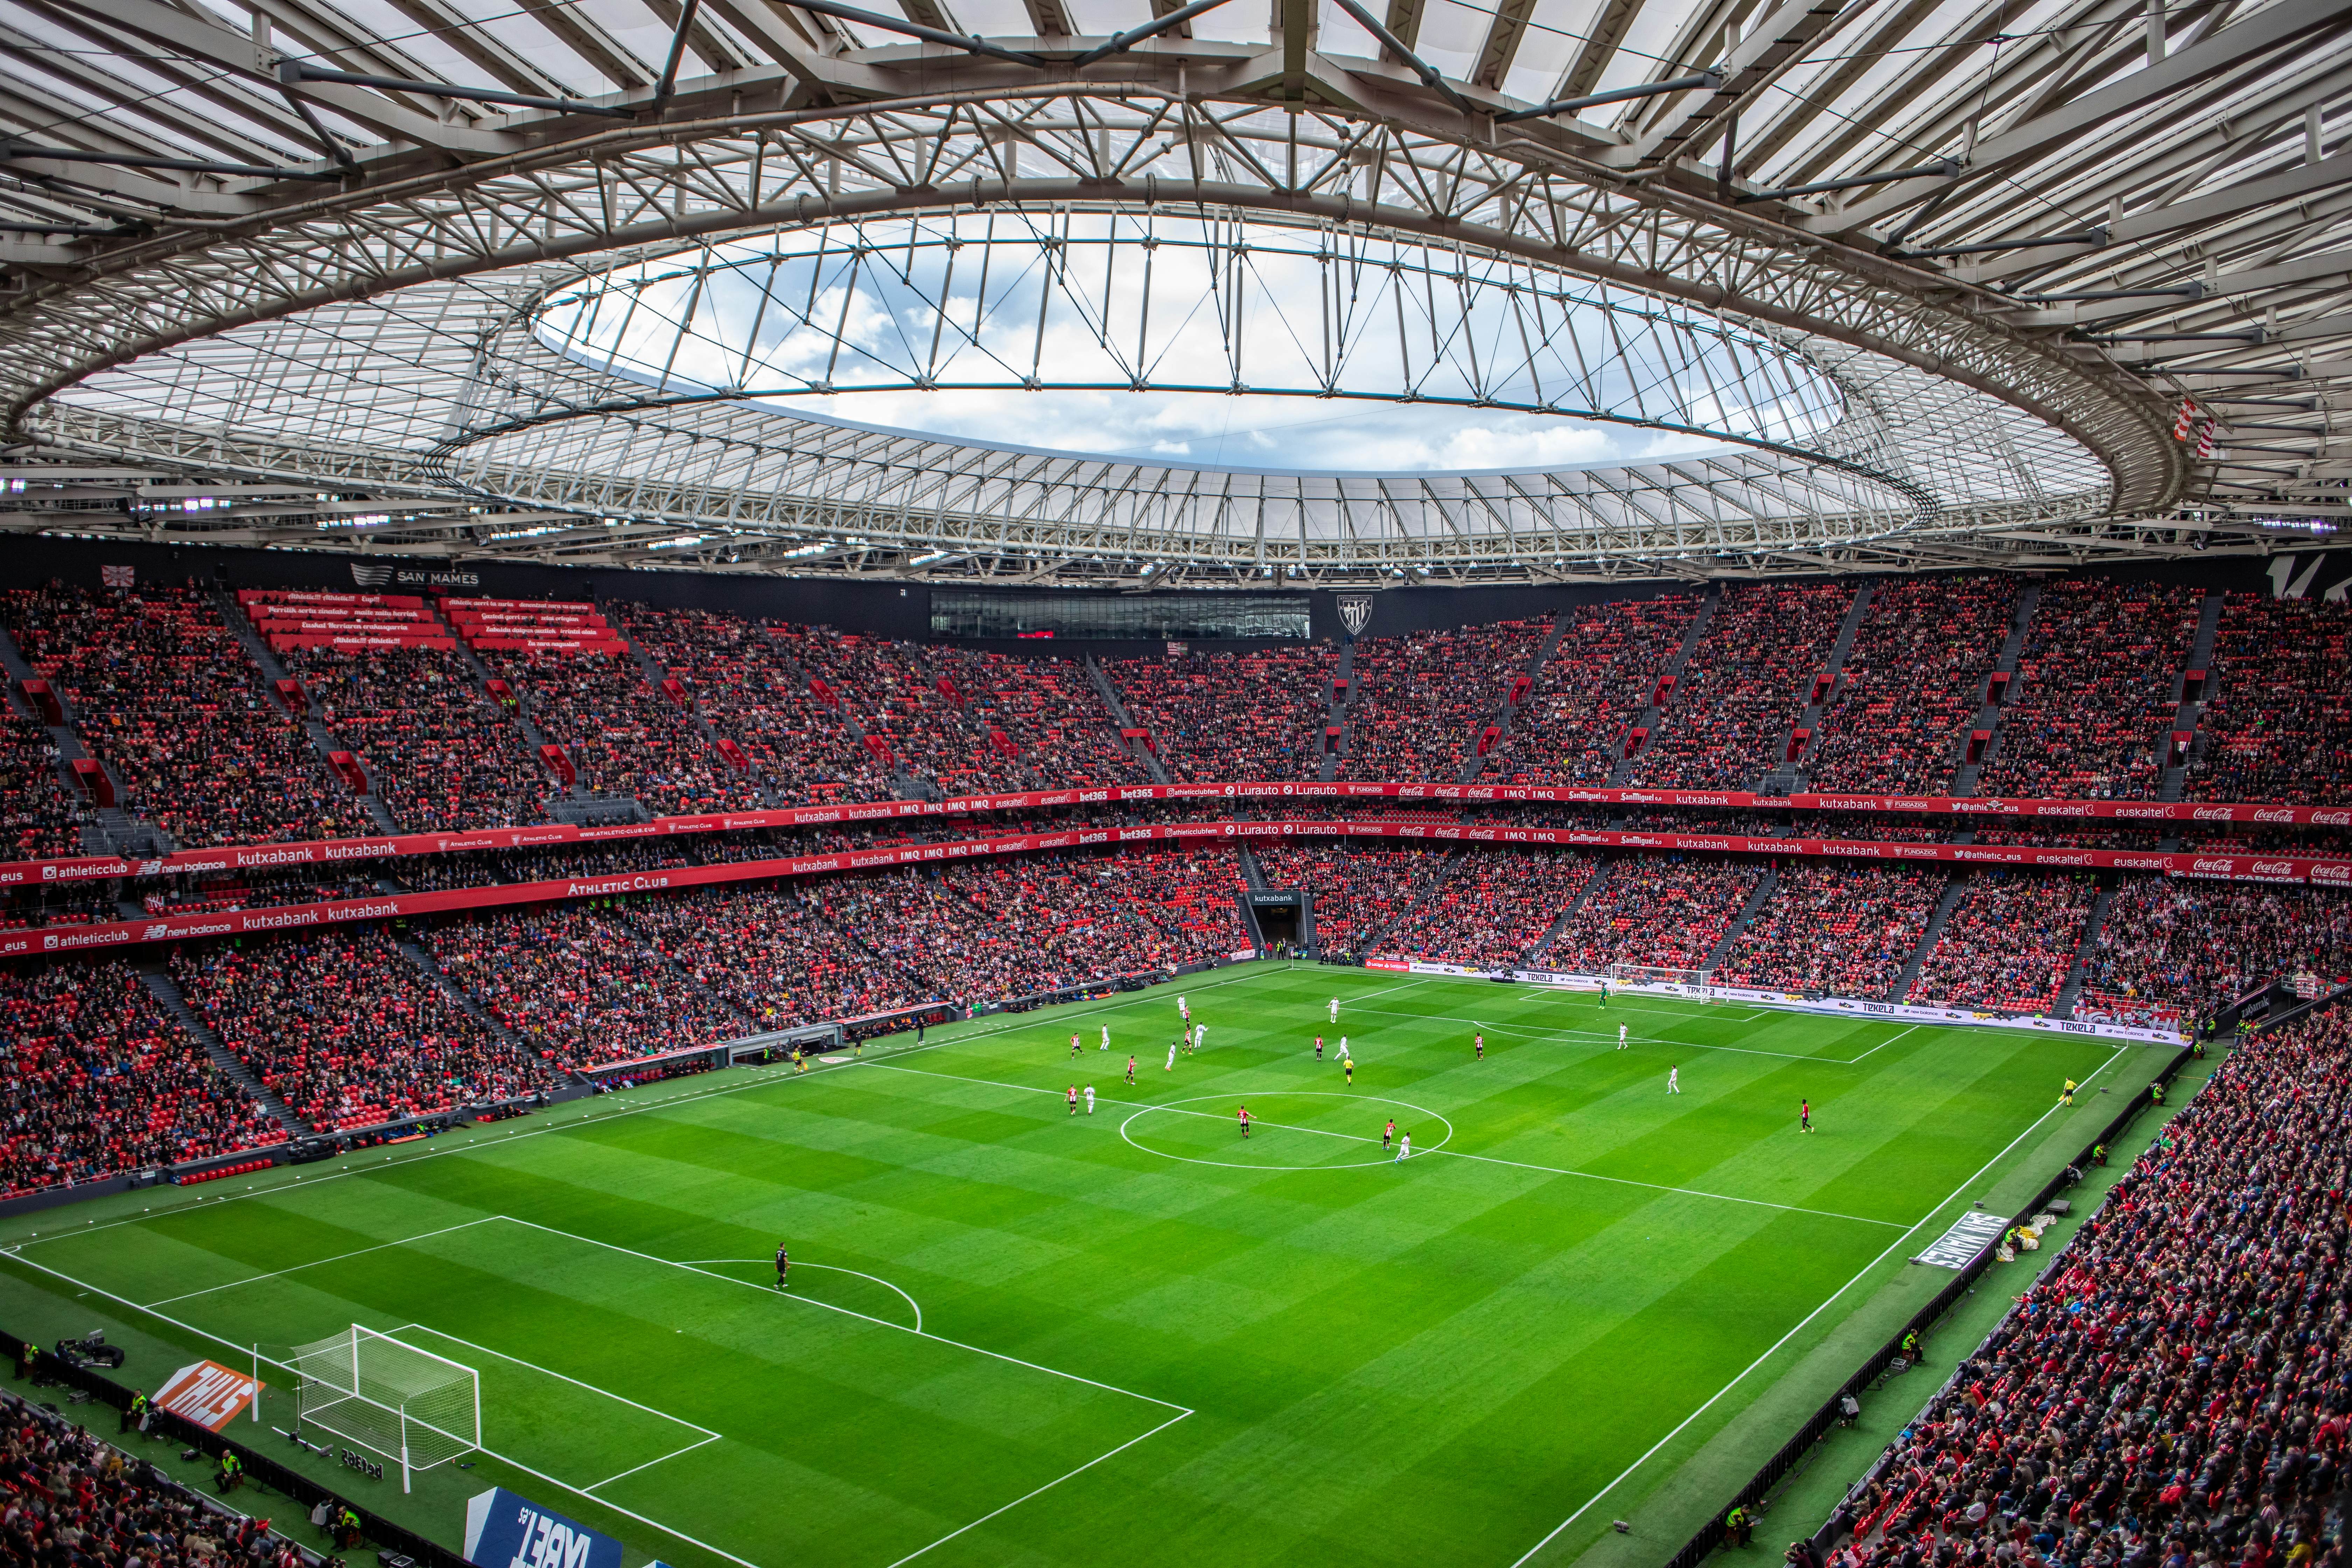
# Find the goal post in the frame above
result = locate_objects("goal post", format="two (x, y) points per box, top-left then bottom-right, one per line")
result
(1605, 963), (1724, 1003)
(287, 1326), (480, 1493)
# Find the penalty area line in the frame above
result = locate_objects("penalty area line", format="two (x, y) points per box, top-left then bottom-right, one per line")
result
(1503, 1043), (2132, 1568)
(880, 1409), (1194, 1568)
(0, 1249), (762, 1568)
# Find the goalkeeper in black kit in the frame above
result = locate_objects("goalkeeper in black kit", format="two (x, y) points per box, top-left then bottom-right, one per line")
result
(775, 1244), (789, 1290)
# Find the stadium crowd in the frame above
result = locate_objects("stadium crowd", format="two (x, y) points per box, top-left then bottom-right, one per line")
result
(1976, 580), (2199, 800)
(1829, 1004), (2350, 1568)
(1716, 864), (1946, 997)
(623, 609), (892, 803)
(170, 929), (557, 1130)
(482, 649), (763, 816)
(2187, 594), (2352, 804)
(1630, 582), (1852, 790)
(2085, 878), (2352, 1022)
(1492, 596), (1699, 785)
(0, 702), (82, 860)
(1548, 856), (1769, 972)
(0, 1390), (313, 1568)
(289, 643), (555, 831)
(1339, 619), (1550, 782)
(1380, 846), (1601, 968)
(0, 960), (279, 1194)
(765, 628), (1030, 796)
(625, 877), (939, 1026)
(1909, 870), (2097, 1013)
(1806, 576), (2017, 794)
(420, 903), (746, 1066)
(4, 582), (375, 849)
(1250, 843), (1446, 953)
(1105, 646), (1336, 782)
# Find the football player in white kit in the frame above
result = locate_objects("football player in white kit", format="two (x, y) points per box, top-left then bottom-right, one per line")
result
(1100, 1023), (1111, 1051)
(1328, 997), (1340, 1024)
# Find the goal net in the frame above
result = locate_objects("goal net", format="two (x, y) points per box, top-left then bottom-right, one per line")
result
(288, 1326), (480, 1492)
(1605, 963), (1724, 1002)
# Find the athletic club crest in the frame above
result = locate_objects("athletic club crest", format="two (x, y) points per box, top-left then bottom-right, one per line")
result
(349, 561), (393, 588)
(1337, 595), (1373, 636)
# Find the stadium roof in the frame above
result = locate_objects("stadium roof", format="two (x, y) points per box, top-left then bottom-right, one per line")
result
(0, 0), (2344, 583)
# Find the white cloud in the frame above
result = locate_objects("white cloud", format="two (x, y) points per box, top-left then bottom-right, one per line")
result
(756, 386), (1725, 474)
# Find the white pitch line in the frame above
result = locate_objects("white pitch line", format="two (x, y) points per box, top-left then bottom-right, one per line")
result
(497, 1217), (1189, 1415)
(1843, 1023), (1921, 1063)
(140, 1218), (501, 1307)
(1503, 1043), (2131, 1568)
(880, 1409), (1195, 1568)
(677, 1261), (925, 1333)
(1, 964), (1276, 1252)
(582, 1433), (723, 1493)
(863, 1062), (1905, 1229)
(388, 1322), (720, 1440)
(0, 1247), (764, 1568)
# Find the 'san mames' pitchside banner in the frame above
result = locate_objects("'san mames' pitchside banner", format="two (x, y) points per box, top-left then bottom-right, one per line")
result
(464, 1488), (622, 1568)
(9, 816), (2346, 961)
(0, 780), (2343, 892)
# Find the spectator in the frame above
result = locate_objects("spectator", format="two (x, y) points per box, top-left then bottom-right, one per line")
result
(481, 648), (761, 816)
(1548, 856), (1769, 972)
(287, 644), (554, 831)
(422, 903), (747, 1067)
(1340, 619), (1552, 782)
(172, 928), (558, 1130)
(1830, 1005), (2352, 1568)
(1491, 596), (1700, 785)
(0, 959), (278, 1194)
(1381, 847), (1602, 967)
(2187, 594), (2352, 803)
(1252, 844), (1454, 953)
(1807, 576), (2018, 794)
(0, 699), (84, 859)
(1909, 870), (2096, 1012)
(1106, 646), (1337, 782)
(4, 581), (375, 848)
(0, 1388), (314, 1567)
(1631, 583), (1852, 790)
(2085, 876), (2352, 1024)
(1717, 864), (1946, 997)
(1977, 580), (2199, 800)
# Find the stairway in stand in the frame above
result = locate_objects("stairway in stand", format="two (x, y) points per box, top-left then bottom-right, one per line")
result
(1703, 871), (1779, 971)
(1606, 585), (1721, 792)
(1522, 859), (1614, 970)
(1461, 615), (1570, 783)
(1951, 583), (2043, 799)
(135, 958), (306, 1141)
(2157, 589), (2227, 806)
(1762, 582), (1874, 795)
(1085, 654), (1170, 784)
(1892, 874), (1972, 1003)
(2054, 878), (2118, 1020)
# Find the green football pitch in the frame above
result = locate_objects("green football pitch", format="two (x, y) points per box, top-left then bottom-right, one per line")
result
(0, 960), (2166, 1568)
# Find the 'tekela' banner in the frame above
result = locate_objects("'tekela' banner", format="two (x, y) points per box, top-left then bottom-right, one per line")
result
(464, 1489), (623, 1568)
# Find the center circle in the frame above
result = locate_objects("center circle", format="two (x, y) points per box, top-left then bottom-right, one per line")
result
(1120, 1093), (1455, 1172)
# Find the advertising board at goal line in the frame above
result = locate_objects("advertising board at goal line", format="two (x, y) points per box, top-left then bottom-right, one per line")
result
(1392, 960), (2186, 1046)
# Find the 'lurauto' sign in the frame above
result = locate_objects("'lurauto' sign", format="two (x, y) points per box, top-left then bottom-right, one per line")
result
(463, 1488), (623, 1568)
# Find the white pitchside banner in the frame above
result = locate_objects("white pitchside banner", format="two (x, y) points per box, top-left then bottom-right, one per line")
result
(1392, 962), (2187, 1045)
(1915, 1211), (2011, 1269)
(152, 1360), (262, 1430)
